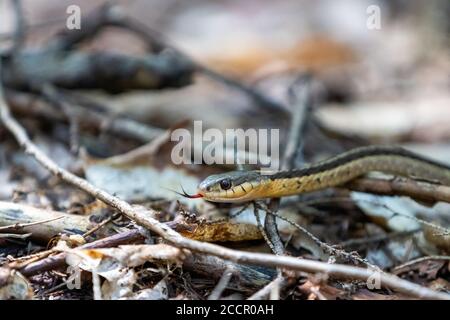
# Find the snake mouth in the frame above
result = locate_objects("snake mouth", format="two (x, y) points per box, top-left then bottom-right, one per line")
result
(175, 186), (204, 199)
(199, 189), (257, 203)
(183, 193), (204, 199)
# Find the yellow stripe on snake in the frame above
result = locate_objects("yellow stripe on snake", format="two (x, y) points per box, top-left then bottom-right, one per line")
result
(193, 146), (450, 203)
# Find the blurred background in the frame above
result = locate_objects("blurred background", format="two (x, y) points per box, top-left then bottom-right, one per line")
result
(1, 0), (448, 143)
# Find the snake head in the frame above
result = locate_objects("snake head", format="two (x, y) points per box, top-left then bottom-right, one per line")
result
(197, 171), (264, 203)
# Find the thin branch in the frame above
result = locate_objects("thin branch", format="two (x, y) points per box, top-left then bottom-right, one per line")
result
(0, 233), (31, 239)
(263, 75), (315, 256)
(207, 267), (234, 300)
(339, 229), (420, 248)
(82, 212), (120, 238)
(0, 201), (91, 241)
(40, 85), (80, 154)
(101, 129), (172, 165)
(1, 63), (449, 299)
(263, 201), (285, 255)
(347, 177), (450, 204)
(7, 248), (55, 269)
(255, 202), (378, 269)
(253, 205), (277, 254)
(0, 215), (64, 232)
(248, 273), (287, 300)
(283, 74), (314, 169)
(393, 256), (450, 274)
(296, 195), (450, 240)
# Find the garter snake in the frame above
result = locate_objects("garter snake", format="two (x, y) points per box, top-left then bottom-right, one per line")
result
(188, 146), (450, 203)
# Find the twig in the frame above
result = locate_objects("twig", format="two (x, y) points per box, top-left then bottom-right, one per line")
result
(253, 205), (277, 254)
(82, 212), (120, 238)
(226, 203), (252, 220)
(40, 84), (80, 154)
(256, 75), (315, 296)
(0, 233), (31, 239)
(248, 273), (287, 300)
(195, 65), (284, 115)
(347, 177), (450, 204)
(298, 196), (450, 240)
(263, 75), (315, 254)
(207, 267), (234, 300)
(264, 214), (284, 255)
(7, 248), (56, 269)
(357, 198), (449, 235)
(260, 77), (315, 257)
(339, 229), (420, 248)
(0, 215), (64, 232)
(1, 64), (449, 299)
(101, 129), (172, 165)
(0, 201), (91, 241)
(393, 256), (450, 273)
(255, 202), (378, 269)
(283, 74), (314, 169)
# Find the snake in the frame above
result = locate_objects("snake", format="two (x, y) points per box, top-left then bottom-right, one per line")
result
(182, 146), (450, 203)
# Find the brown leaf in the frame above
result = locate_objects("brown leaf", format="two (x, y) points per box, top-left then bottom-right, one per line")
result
(175, 220), (262, 242)
(428, 278), (450, 292)
(298, 280), (347, 300)
(423, 224), (450, 253)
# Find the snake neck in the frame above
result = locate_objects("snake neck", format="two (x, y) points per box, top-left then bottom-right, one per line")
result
(254, 148), (450, 199)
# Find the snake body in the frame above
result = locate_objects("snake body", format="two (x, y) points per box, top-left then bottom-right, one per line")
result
(196, 146), (450, 203)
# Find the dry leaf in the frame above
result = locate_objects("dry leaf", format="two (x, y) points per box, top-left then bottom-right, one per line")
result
(66, 244), (184, 269)
(175, 220), (262, 242)
(428, 278), (450, 292)
(423, 224), (450, 253)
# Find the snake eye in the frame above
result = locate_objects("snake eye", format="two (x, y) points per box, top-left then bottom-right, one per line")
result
(219, 178), (232, 190)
